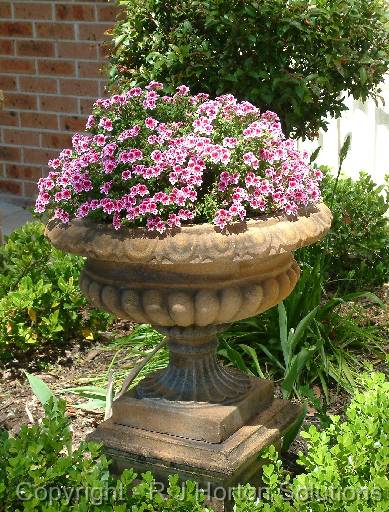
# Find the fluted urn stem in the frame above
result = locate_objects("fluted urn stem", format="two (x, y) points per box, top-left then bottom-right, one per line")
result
(135, 325), (253, 404)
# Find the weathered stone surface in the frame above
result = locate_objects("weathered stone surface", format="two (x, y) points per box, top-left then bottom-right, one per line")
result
(89, 398), (301, 488)
(46, 203), (332, 329)
(47, 202), (331, 494)
(135, 325), (253, 404)
(45, 203), (332, 265)
(113, 377), (274, 443)
(76, 256), (299, 326)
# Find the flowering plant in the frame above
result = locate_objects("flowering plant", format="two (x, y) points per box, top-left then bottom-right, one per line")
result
(36, 83), (323, 233)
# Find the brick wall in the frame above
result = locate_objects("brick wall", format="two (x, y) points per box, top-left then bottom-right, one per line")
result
(0, 0), (117, 204)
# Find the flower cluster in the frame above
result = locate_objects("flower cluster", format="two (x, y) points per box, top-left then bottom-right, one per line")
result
(36, 83), (323, 233)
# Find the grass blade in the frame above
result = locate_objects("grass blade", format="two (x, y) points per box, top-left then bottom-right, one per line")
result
(278, 302), (289, 365)
(239, 344), (265, 378)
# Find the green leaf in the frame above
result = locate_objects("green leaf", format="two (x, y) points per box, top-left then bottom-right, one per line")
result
(310, 146), (321, 163)
(278, 302), (288, 363)
(73, 398), (106, 411)
(258, 343), (285, 371)
(359, 66), (367, 85)
(244, 5), (256, 17)
(221, 342), (252, 374)
(59, 386), (108, 401)
(289, 306), (319, 355)
(342, 291), (384, 307)
(25, 372), (57, 406)
(282, 402), (307, 451)
(239, 344), (265, 378)
(339, 134), (351, 167)
(282, 347), (317, 398)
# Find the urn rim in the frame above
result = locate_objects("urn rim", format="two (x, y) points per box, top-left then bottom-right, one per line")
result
(45, 202), (332, 265)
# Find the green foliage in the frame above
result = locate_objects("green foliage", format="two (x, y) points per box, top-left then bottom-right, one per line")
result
(5, 371), (386, 510)
(0, 398), (211, 511)
(110, 0), (389, 138)
(221, 167), (388, 401)
(299, 170), (389, 291)
(0, 222), (111, 361)
(24, 371), (57, 406)
(278, 302), (319, 399)
(61, 324), (168, 412)
(220, 260), (386, 398)
(233, 372), (389, 511)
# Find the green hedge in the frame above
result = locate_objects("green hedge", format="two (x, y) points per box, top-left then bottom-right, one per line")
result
(298, 170), (389, 291)
(0, 222), (111, 361)
(1, 372), (387, 510)
(110, 0), (389, 138)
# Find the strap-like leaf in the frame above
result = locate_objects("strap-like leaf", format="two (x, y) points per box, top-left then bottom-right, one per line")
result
(25, 371), (56, 406)
(278, 302), (289, 363)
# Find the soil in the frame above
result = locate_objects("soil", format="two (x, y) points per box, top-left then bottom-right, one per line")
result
(0, 286), (387, 475)
(0, 320), (136, 447)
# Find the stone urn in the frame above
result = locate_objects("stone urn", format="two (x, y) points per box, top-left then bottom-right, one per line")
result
(46, 202), (332, 497)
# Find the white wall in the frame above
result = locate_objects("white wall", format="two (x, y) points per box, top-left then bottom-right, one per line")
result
(298, 77), (389, 184)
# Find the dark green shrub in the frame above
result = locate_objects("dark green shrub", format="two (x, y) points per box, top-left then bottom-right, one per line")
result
(298, 171), (389, 291)
(110, 0), (389, 138)
(0, 399), (210, 511)
(0, 222), (111, 361)
(1, 372), (387, 510)
(234, 372), (389, 511)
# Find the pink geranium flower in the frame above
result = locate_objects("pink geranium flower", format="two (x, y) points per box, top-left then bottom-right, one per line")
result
(99, 117), (113, 132)
(36, 82), (322, 232)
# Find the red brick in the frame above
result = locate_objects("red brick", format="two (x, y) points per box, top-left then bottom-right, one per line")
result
(78, 22), (112, 42)
(0, 22), (33, 37)
(78, 61), (103, 78)
(98, 41), (112, 60)
(79, 97), (95, 115)
(38, 60), (75, 76)
(60, 78), (99, 97)
(19, 76), (57, 94)
(39, 95), (78, 113)
(3, 129), (40, 146)
(0, 110), (18, 126)
(55, 4), (95, 21)
(41, 132), (72, 148)
(97, 5), (117, 22)
(0, 75), (16, 90)
(14, 3), (53, 20)
(0, 180), (22, 195)
(57, 41), (97, 60)
(59, 115), (86, 132)
(98, 79), (109, 97)
(0, 145), (21, 161)
(0, 3), (11, 18)
(0, 58), (35, 74)
(24, 147), (58, 165)
(20, 111), (58, 130)
(4, 92), (37, 110)
(17, 40), (54, 57)
(36, 22), (75, 40)
(0, 40), (14, 55)
(6, 163), (42, 180)
(24, 181), (38, 197)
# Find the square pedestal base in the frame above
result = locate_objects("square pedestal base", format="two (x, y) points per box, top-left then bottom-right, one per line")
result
(89, 398), (301, 509)
(112, 377), (274, 443)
